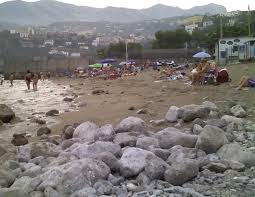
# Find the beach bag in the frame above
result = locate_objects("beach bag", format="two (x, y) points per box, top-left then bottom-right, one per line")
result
(216, 69), (229, 83)
(248, 78), (255, 87)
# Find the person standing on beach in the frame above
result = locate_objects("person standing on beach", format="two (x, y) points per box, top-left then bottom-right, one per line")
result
(9, 73), (14, 87)
(32, 72), (39, 91)
(25, 70), (32, 90)
(40, 72), (45, 81)
(0, 72), (4, 85)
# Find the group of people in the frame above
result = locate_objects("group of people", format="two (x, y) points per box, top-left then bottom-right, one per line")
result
(0, 70), (51, 91)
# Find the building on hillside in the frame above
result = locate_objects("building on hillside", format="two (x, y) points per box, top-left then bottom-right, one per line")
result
(203, 20), (214, 28)
(44, 40), (54, 46)
(215, 37), (255, 64)
(185, 23), (198, 34)
(226, 18), (238, 27)
(224, 11), (241, 17)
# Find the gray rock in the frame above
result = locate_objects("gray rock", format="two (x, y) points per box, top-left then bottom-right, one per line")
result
(167, 145), (206, 165)
(0, 104), (15, 123)
(206, 119), (227, 129)
(17, 145), (31, 162)
(29, 191), (44, 197)
(192, 124), (203, 135)
(113, 133), (137, 148)
(95, 124), (115, 142)
(178, 104), (210, 122)
(11, 133), (28, 146)
(149, 148), (171, 161)
(230, 105), (246, 118)
(221, 115), (244, 125)
(61, 138), (82, 150)
(70, 141), (121, 158)
(22, 165), (42, 177)
(150, 119), (166, 126)
(205, 162), (228, 173)
(136, 137), (159, 150)
(165, 106), (179, 123)
(164, 159), (199, 186)
(136, 172), (150, 186)
(63, 97), (73, 102)
(11, 176), (41, 193)
(192, 118), (206, 128)
(44, 187), (60, 197)
(108, 174), (124, 186)
(73, 121), (98, 142)
(202, 101), (218, 111)
(30, 142), (61, 158)
(0, 169), (16, 187)
(0, 188), (27, 197)
(6, 160), (20, 170)
(119, 147), (154, 177)
(155, 127), (198, 149)
(144, 154), (169, 180)
(46, 109), (59, 116)
(70, 187), (97, 197)
(196, 125), (228, 154)
(62, 126), (74, 139)
(163, 186), (204, 197)
(31, 117), (46, 125)
(115, 117), (146, 133)
(218, 142), (255, 167)
(37, 127), (51, 136)
(228, 161), (245, 171)
(94, 180), (113, 195)
(92, 152), (120, 172)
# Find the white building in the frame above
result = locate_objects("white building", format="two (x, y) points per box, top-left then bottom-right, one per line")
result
(215, 37), (255, 64)
(203, 20), (214, 28)
(44, 40), (54, 46)
(226, 18), (237, 27)
(185, 23), (198, 34)
(224, 11), (241, 17)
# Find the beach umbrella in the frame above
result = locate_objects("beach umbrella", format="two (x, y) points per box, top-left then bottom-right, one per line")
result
(89, 63), (103, 68)
(101, 58), (116, 64)
(193, 52), (211, 58)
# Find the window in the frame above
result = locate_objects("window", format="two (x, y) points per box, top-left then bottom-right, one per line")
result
(233, 46), (238, 52)
(220, 40), (226, 44)
(220, 51), (226, 58)
(227, 41), (233, 45)
(234, 39), (240, 43)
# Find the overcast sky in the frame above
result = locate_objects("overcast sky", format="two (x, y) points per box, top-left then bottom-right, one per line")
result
(0, 0), (254, 11)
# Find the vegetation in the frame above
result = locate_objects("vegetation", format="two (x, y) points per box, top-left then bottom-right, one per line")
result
(97, 42), (143, 59)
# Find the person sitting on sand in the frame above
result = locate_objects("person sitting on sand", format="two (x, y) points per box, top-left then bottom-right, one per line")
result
(236, 75), (255, 90)
(190, 61), (211, 85)
(25, 70), (32, 90)
(9, 73), (14, 87)
(32, 72), (39, 91)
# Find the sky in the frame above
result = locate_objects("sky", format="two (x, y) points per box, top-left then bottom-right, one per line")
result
(0, 0), (254, 11)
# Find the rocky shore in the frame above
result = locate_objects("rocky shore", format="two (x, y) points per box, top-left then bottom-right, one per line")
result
(1, 101), (255, 197)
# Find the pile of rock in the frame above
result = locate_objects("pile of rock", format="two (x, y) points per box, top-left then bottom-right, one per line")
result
(1, 102), (255, 196)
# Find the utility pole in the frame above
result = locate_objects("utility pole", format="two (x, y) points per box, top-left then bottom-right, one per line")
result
(248, 4), (252, 37)
(220, 15), (223, 38)
(125, 40), (128, 63)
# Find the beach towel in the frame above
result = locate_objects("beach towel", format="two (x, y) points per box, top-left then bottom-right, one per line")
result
(248, 77), (255, 87)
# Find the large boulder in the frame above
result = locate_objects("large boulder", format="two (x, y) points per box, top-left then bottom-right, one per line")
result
(31, 142), (61, 158)
(10, 176), (41, 193)
(0, 169), (16, 187)
(136, 136), (159, 150)
(69, 141), (121, 158)
(221, 115), (244, 125)
(167, 145), (206, 165)
(206, 119), (227, 129)
(164, 159), (199, 186)
(155, 127), (198, 149)
(113, 133), (137, 148)
(91, 152), (120, 172)
(230, 105), (246, 118)
(119, 147), (154, 177)
(0, 188), (27, 197)
(202, 101), (218, 111)
(95, 124), (115, 142)
(144, 154), (169, 180)
(0, 104), (15, 123)
(196, 125), (228, 154)
(62, 126), (75, 140)
(178, 104), (210, 122)
(115, 117), (146, 133)
(165, 106), (179, 123)
(38, 158), (110, 193)
(73, 122), (98, 142)
(218, 143), (255, 167)
(11, 134), (28, 146)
